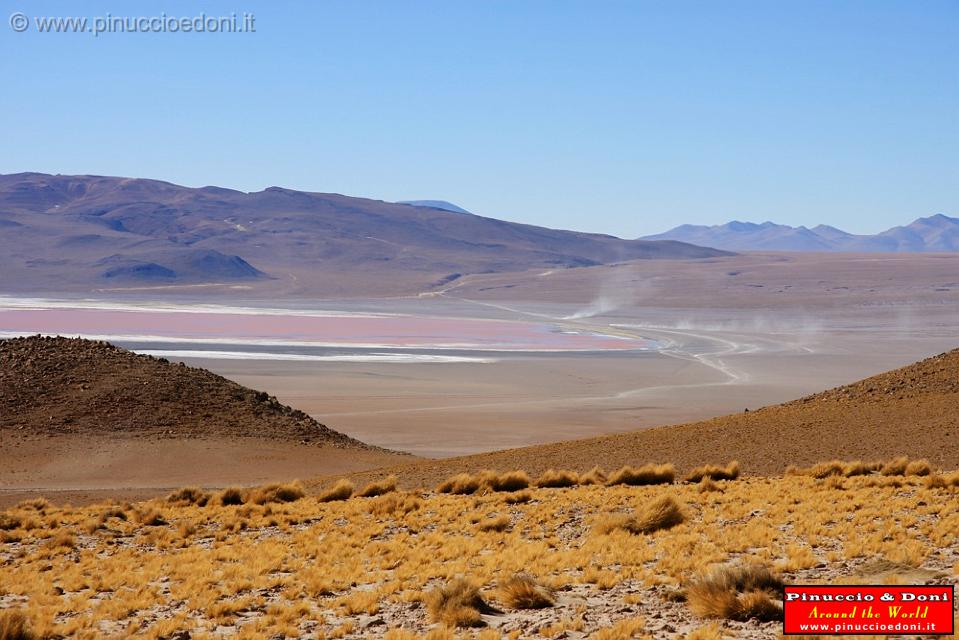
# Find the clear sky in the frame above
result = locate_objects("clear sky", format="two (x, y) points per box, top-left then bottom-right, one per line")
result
(1, 1), (955, 237)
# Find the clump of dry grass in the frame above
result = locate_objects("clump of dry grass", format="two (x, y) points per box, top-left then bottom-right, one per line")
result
(686, 564), (783, 622)
(357, 475), (397, 498)
(436, 473), (482, 495)
(685, 461), (740, 483)
(0, 513), (21, 531)
(368, 492), (422, 516)
(535, 469), (579, 488)
(606, 464), (675, 486)
(166, 486), (210, 507)
(497, 574), (554, 609)
(44, 530), (76, 550)
(317, 479), (354, 502)
(135, 510), (167, 527)
(503, 490), (532, 504)
(0, 609), (35, 640)
(578, 466), (607, 485)
(786, 460), (844, 478)
(925, 471), (959, 489)
(216, 487), (245, 506)
(787, 459), (886, 478)
(248, 481), (305, 505)
(880, 456), (910, 476)
(595, 495), (684, 535)
(698, 478), (721, 493)
(905, 459), (932, 476)
(427, 579), (496, 628)
(482, 470), (531, 492)
(476, 515), (510, 532)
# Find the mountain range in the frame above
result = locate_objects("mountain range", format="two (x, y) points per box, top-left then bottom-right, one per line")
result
(641, 215), (959, 252)
(0, 173), (727, 296)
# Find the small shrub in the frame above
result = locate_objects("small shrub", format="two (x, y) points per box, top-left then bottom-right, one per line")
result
(317, 479), (354, 502)
(436, 473), (481, 495)
(685, 461), (740, 483)
(357, 475), (398, 498)
(595, 495), (684, 535)
(428, 579), (496, 628)
(535, 469), (579, 488)
(497, 574), (554, 609)
(607, 464), (675, 486)
(0, 609), (35, 640)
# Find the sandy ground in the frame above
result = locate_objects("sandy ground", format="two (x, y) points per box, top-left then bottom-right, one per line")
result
(0, 437), (406, 508)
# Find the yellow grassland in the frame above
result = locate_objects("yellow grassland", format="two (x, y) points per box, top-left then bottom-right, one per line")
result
(0, 463), (957, 639)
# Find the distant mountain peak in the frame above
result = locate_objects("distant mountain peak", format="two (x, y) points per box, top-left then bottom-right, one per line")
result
(397, 200), (471, 214)
(642, 215), (959, 253)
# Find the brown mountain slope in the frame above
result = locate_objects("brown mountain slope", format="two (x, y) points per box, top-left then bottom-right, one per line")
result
(330, 348), (959, 488)
(0, 336), (371, 448)
(0, 172), (730, 296)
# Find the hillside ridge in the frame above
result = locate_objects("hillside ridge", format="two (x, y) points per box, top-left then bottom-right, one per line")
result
(0, 335), (374, 449)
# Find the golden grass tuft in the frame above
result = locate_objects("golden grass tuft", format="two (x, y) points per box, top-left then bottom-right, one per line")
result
(578, 465), (607, 485)
(606, 464), (675, 486)
(698, 477), (721, 493)
(0, 513), (21, 531)
(248, 481), (305, 505)
(44, 530), (76, 550)
(595, 495), (684, 535)
(686, 563), (783, 622)
(535, 469), (579, 488)
(497, 573), (555, 609)
(788, 459), (889, 478)
(436, 473), (482, 495)
(482, 470), (531, 492)
(905, 459), (932, 476)
(368, 492), (422, 516)
(589, 617), (647, 640)
(216, 487), (246, 506)
(0, 609), (35, 640)
(427, 579), (495, 628)
(925, 471), (959, 489)
(476, 515), (510, 532)
(317, 478), (354, 502)
(135, 509), (167, 527)
(357, 475), (398, 498)
(503, 490), (532, 504)
(685, 461), (740, 483)
(166, 486), (210, 506)
(880, 456), (910, 476)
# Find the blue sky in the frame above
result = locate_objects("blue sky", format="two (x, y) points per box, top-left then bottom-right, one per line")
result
(1, 1), (955, 237)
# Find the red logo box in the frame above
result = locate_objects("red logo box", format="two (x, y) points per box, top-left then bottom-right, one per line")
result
(783, 585), (955, 636)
